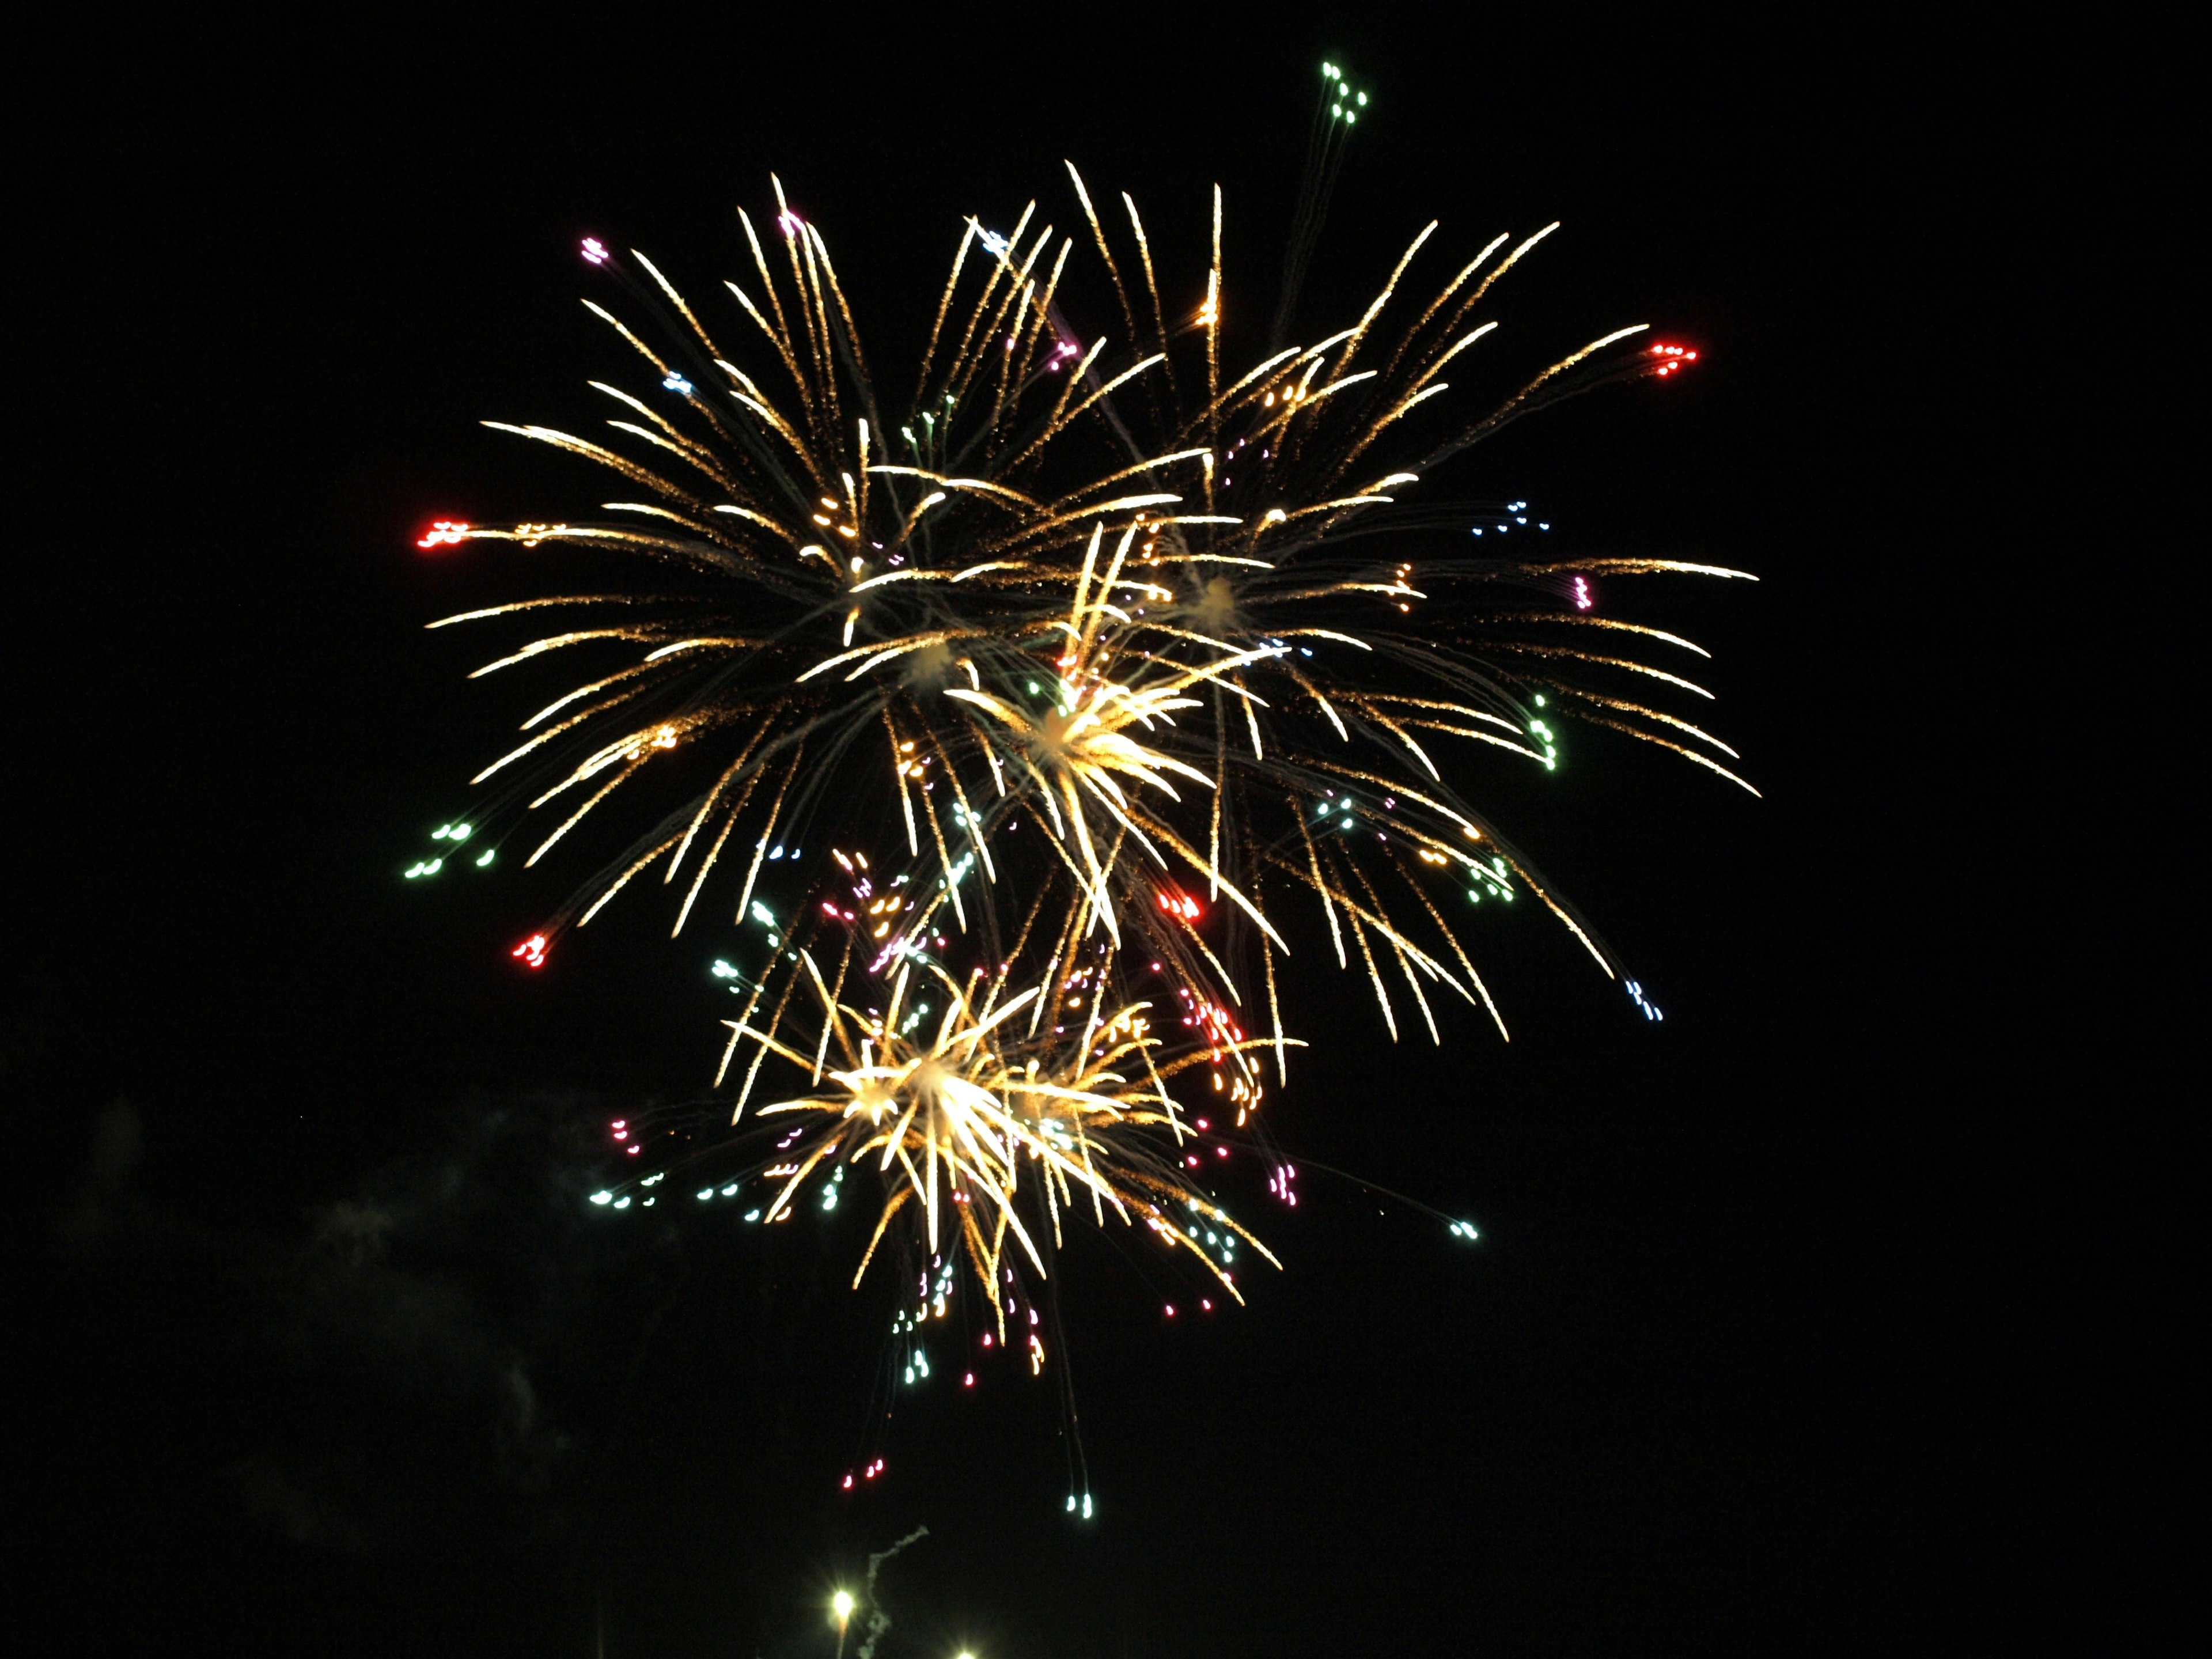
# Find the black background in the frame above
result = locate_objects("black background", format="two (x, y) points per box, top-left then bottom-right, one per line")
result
(15, 7), (2185, 1655)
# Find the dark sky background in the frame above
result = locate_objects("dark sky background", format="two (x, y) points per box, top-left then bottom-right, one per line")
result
(16, 9), (2183, 1656)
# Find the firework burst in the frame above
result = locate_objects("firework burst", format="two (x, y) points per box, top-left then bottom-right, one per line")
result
(418, 64), (1752, 1479)
(726, 950), (1277, 1317)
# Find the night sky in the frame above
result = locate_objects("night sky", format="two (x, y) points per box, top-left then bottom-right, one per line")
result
(19, 12), (2182, 1655)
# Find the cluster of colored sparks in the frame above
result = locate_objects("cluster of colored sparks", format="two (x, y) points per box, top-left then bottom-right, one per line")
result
(1468, 499), (1549, 539)
(403, 820), (496, 878)
(1321, 61), (1370, 124)
(409, 73), (1752, 1498)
